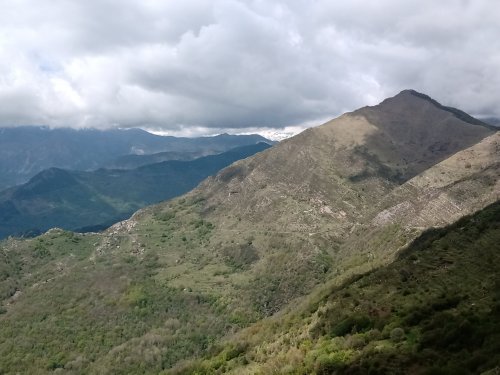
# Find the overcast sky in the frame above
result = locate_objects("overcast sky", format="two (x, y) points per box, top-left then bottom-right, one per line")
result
(0, 0), (499, 137)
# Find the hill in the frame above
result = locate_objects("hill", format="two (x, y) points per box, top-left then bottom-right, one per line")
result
(0, 90), (497, 374)
(0, 127), (272, 190)
(173, 200), (500, 374)
(0, 143), (272, 239)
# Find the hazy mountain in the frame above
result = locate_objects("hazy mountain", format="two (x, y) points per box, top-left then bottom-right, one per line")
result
(0, 90), (497, 374)
(0, 143), (271, 239)
(103, 150), (209, 170)
(481, 117), (500, 127)
(103, 134), (276, 170)
(0, 127), (272, 190)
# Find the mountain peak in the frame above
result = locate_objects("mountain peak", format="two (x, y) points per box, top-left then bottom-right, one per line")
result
(397, 88), (427, 96)
(304, 88), (496, 184)
(387, 89), (491, 128)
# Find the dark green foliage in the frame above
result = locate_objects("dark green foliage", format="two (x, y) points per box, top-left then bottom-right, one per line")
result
(221, 243), (259, 271)
(332, 315), (373, 337)
(336, 201), (500, 374)
(314, 354), (347, 374)
(311, 311), (373, 338)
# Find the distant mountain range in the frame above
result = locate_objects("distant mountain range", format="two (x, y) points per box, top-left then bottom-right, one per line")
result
(0, 127), (273, 190)
(0, 90), (498, 374)
(0, 143), (271, 238)
(481, 117), (500, 127)
(102, 150), (208, 170)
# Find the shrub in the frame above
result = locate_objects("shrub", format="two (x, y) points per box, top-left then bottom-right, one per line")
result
(332, 315), (373, 337)
(390, 327), (405, 342)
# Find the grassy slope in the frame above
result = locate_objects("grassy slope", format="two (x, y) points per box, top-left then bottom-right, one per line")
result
(172, 200), (500, 375)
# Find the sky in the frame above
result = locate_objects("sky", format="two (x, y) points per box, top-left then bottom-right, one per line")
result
(0, 0), (499, 138)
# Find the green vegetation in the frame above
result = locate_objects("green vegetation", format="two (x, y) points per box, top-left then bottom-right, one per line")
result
(0, 190), (345, 374)
(0, 223), (231, 373)
(171, 201), (500, 374)
(3, 197), (497, 374)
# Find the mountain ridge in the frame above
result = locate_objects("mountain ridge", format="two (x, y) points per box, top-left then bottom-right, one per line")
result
(0, 127), (272, 190)
(192, 90), (495, 235)
(403, 89), (495, 128)
(0, 143), (272, 239)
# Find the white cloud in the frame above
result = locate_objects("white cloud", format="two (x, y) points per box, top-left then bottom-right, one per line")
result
(0, 0), (499, 134)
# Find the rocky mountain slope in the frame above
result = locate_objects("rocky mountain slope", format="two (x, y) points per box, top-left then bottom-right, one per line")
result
(0, 143), (271, 239)
(0, 90), (497, 374)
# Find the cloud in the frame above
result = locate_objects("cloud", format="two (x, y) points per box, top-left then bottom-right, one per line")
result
(0, 0), (499, 134)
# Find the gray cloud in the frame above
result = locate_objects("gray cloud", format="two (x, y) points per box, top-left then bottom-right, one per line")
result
(0, 0), (499, 135)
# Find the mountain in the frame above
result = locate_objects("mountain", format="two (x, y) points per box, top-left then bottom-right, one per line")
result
(190, 89), (495, 255)
(0, 90), (497, 374)
(103, 134), (277, 170)
(103, 150), (209, 170)
(0, 143), (272, 239)
(0, 127), (272, 190)
(481, 117), (500, 127)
